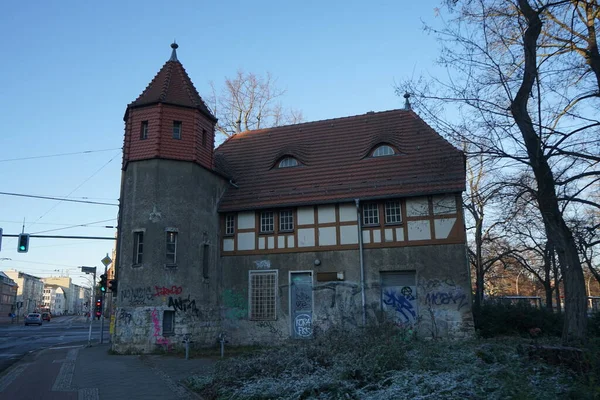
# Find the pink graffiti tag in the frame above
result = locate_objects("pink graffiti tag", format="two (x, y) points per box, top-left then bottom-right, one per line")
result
(153, 285), (183, 297)
(151, 308), (171, 349)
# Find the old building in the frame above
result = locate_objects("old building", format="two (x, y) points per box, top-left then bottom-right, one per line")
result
(112, 44), (473, 353)
(42, 284), (66, 315)
(42, 277), (75, 314)
(0, 271), (18, 322)
(5, 270), (44, 315)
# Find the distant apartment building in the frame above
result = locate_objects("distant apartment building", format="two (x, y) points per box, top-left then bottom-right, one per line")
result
(42, 277), (75, 314)
(4, 270), (44, 315)
(42, 284), (66, 315)
(73, 284), (91, 315)
(0, 271), (18, 322)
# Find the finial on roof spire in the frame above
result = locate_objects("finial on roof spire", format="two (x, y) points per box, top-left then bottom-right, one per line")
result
(403, 92), (411, 110)
(169, 41), (179, 62)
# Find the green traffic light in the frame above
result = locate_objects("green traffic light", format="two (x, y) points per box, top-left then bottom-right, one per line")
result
(101, 287), (106, 292)
(19, 246), (25, 251)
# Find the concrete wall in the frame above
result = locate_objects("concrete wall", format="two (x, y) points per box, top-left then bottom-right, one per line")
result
(219, 243), (473, 345)
(112, 159), (228, 353)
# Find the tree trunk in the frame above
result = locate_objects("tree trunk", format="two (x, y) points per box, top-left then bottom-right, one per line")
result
(513, 0), (587, 344)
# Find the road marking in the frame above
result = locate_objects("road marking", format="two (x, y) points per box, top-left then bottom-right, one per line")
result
(50, 345), (84, 351)
(78, 387), (99, 400)
(0, 363), (29, 392)
(52, 348), (80, 391)
(0, 354), (21, 358)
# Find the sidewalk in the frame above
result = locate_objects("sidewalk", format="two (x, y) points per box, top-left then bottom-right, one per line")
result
(0, 343), (217, 400)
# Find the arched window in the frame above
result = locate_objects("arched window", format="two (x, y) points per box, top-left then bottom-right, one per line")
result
(278, 157), (299, 168)
(372, 145), (395, 157)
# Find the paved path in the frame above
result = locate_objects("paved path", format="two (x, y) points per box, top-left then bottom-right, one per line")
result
(0, 343), (216, 400)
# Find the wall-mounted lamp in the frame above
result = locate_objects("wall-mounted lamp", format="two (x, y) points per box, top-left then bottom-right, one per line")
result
(314, 259), (321, 266)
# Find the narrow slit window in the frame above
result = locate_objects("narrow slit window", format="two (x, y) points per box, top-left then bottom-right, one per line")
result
(162, 310), (175, 335)
(140, 121), (149, 140)
(172, 121), (182, 139)
(202, 128), (207, 147)
(202, 244), (209, 279)
(133, 232), (144, 265)
(166, 231), (178, 265)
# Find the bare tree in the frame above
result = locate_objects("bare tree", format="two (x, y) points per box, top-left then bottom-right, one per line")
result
(401, 0), (600, 343)
(208, 70), (304, 140)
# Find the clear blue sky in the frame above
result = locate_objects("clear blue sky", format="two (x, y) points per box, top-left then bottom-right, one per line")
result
(0, 0), (444, 287)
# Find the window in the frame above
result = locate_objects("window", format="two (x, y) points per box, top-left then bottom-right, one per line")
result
(202, 244), (209, 279)
(363, 203), (379, 225)
(202, 128), (207, 147)
(385, 201), (402, 224)
(162, 310), (175, 335)
(172, 121), (182, 139)
(166, 231), (178, 265)
(140, 121), (149, 140)
(133, 232), (144, 265)
(249, 271), (277, 320)
(260, 211), (274, 233)
(372, 145), (395, 157)
(279, 210), (294, 232)
(225, 214), (235, 236)
(278, 157), (299, 168)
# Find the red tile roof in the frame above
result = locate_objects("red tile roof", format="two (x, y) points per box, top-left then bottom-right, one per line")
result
(215, 109), (465, 212)
(126, 56), (215, 122)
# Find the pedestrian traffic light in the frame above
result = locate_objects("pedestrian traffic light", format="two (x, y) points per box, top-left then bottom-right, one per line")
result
(95, 298), (103, 318)
(99, 274), (107, 292)
(17, 234), (30, 253)
(108, 279), (118, 293)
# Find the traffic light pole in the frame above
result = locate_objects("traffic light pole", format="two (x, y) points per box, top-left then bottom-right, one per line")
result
(88, 269), (96, 347)
(100, 263), (107, 344)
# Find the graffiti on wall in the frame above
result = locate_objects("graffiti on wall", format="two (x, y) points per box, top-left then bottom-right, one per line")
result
(168, 294), (200, 316)
(117, 309), (133, 325)
(120, 287), (153, 306)
(153, 286), (183, 297)
(382, 288), (417, 323)
(419, 278), (468, 311)
(294, 314), (313, 337)
(151, 308), (170, 348)
(222, 289), (248, 320)
(253, 260), (271, 269)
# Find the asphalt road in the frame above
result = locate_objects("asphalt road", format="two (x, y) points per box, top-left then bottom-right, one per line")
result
(0, 315), (110, 374)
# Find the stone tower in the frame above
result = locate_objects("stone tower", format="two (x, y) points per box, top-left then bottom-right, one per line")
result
(113, 43), (227, 353)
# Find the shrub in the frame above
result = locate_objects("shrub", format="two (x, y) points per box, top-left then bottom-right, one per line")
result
(474, 302), (563, 338)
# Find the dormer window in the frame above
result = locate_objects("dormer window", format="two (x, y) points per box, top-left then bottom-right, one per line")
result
(173, 121), (182, 139)
(278, 157), (299, 168)
(372, 145), (395, 157)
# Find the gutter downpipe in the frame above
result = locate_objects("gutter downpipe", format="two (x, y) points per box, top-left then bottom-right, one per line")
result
(355, 199), (367, 326)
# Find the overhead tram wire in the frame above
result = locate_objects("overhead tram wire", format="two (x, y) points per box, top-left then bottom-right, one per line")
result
(31, 218), (117, 235)
(0, 192), (118, 206)
(0, 147), (122, 163)
(28, 151), (121, 229)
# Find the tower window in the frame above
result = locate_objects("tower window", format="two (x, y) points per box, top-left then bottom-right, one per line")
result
(133, 231), (144, 265)
(140, 121), (149, 140)
(173, 121), (182, 139)
(202, 128), (207, 147)
(166, 231), (178, 265)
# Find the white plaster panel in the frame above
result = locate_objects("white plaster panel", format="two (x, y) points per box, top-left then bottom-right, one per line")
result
(395, 227), (405, 241)
(432, 195), (457, 215)
(340, 225), (358, 244)
(297, 207), (314, 225)
(362, 230), (371, 244)
(278, 236), (285, 248)
(339, 203), (356, 222)
(258, 236), (265, 250)
(287, 235), (295, 248)
(407, 220), (431, 241)
(435, 218), (456, 239)
(406, 197), (430, 217)
(267, 236), (275, 249)
(238, 232), (255, 250)
(298, 228), (315, 247)
(223, 238), (234, 252)
(318, 227), (337, 246)
(373, 230), (381, 243)
(385, 229), (394, 242)
(237, 212), (255, 229)
(318, 205), (336, 224)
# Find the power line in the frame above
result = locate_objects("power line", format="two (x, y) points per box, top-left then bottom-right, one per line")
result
(31, 219), (116, 235)
(0, 148), (122, 163)
(0, 191), (118, 206)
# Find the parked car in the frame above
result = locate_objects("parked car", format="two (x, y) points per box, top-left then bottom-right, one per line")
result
(24, 313), (42, 326)
(41, 312), (51, 321)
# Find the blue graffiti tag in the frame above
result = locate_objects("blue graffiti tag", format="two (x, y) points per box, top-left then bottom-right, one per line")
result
(383, 290), (416, 323)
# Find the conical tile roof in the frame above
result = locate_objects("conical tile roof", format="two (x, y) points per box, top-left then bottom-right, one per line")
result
(127, 43), (216, 121)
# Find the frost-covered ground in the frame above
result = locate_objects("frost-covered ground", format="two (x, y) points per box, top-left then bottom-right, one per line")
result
(185, 326), (598, 400)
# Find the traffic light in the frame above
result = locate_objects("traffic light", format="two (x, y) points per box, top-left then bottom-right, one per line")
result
(99, 274), (107, 292)
(17, 234), (30, 253)
(108, 279), (118, 293)
(95, 298), (103, 318)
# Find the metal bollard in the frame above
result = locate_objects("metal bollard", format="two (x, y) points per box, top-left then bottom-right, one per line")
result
(182, 335), (193, 360)
(218, 332), (227, 358)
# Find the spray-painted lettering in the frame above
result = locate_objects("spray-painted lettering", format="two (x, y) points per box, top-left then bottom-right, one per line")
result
(383, 290), (416, 323)
(120, 287), (153, 306)
(294, 314), (312, 337)
(426, 290), (467, 310)
(117, 309), (132, 324)
(151, 308), (170, 348)
(153, 285), (183, 297)
(168, 295), (199, 316)
(253, 260), (271, 269)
